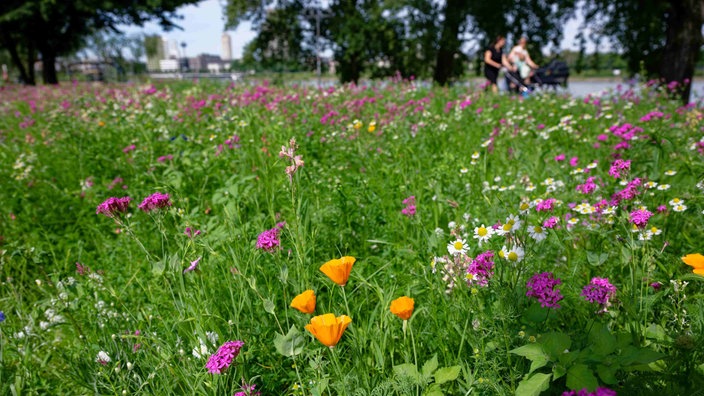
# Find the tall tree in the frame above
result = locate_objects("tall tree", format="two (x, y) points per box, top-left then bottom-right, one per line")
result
(0, 0), (198, 85)
(584, 0), (704, 103)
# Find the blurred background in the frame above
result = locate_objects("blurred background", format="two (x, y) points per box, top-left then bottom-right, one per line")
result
(0, 0), (702, 100)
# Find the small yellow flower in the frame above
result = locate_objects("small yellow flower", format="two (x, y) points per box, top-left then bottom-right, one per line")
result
(290, 290), (316, 314)
(367, 121), (376, 133)
(389, 296), (414, 320)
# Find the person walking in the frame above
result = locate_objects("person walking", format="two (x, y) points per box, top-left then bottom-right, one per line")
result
(484, 35), (515, 93)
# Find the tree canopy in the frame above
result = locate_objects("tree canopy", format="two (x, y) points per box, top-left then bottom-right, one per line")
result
(227, 0), (702, 102)
(0, 0), (199, 84)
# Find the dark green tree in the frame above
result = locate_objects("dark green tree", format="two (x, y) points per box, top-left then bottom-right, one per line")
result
(0, 0), (198, 85)
(584, 0), (704, 103)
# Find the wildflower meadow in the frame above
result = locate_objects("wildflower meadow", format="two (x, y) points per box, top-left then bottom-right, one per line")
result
(1, 80), (703, 395)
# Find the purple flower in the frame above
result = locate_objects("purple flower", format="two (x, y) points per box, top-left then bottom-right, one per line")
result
(466, 250), (495, 287)
(576, 177), (597, 194)
(76, 262), (90, 275)
(562, 387), (617, 396)
(535, 198), (556, 212)
(526, 272), (564, 309)
(138, 192), (172, 212)
(157, 154), (174, 162)
(629, 208), (652, 229)
(569, 157), (579, 167)
(96, 197), (131, 217)
(184, 227), (202, 238)
(183, 257), (201, 274)
(608, 159), (631, 178)
(554, 154), (565, 161)
(582, 277), (617, 313)
(123, 144), (136, 154)
(0, 311), (5, 323)
(650, 281), (662, 291)
(234, 382), (260, 396)
(256, 227), (281, 251)
(543, 216), (559, 229)
(205, 340), (244, 374)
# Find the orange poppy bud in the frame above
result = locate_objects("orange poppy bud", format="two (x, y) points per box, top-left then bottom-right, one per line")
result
(682, 253), (704, 275)
(304, 313), (352, 348)
(319, 256), (356, 286)
(390, 296), (414, 320)
(290, 289), (316, 314)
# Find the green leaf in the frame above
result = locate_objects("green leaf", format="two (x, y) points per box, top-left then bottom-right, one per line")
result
(423, 383), (444, 396)
(541, 332), (571, 360)
(152, 259), (165, 276)
(510, 343), (548, 362)
(618, 346), (666, 366)
(273, 325), (305, 357)
(596, 364), (618, 385)
(263, 298), (276, 314)
(566, 364), (598, 392)
(394, 363), (420, 382)
(421, 355), (438, 379)
(514, 372), (551, 396)
(310, 377), (328, 396)
(587, 251), (608, 266)
(589, 325), (616, 357)
(529, 356), (549, 374)
(434, 366), (461, 385)
(552, 364), (567, 380)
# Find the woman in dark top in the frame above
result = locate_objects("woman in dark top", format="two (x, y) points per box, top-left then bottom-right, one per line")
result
(484, 35), (515, 93)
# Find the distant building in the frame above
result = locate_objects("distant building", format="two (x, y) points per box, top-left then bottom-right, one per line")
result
(145, 35), (166, 72)
(189, 54), (228, 72)
(222, 33), (232, 61)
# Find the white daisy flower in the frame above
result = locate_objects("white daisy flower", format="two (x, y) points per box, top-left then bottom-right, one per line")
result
(649, 226), (662, 236)
(673, 204), (687, 212)
(664, 170), (677, 176)
(638, 231), (653, 241)
(471, 151), (480, 160)
(528, 225), (547, 241)
(657, 184), (671, 191)
(644, 181), (658, 189)
(669, 198), (684, 206)
(447, 239), (468, 256)
(473, 224), (494, 245)
(505, 246), (525, 263)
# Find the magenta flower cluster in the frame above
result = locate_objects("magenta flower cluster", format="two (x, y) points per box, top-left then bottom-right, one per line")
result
(535, 198), (556, 212)
(610, 178), (642, 206)
(138, 192), (172, 212)
(562, 387), (617, 396)
(581, 277), (617, 313)
(234, 382), (260, 396)
(608, 159), (631, 178)
(575, 176), (598, 194)
(256, 222), (285, 251)
(629, 208), (652, 229)
(96, 197), (131, 217)
(466, 250), (494, 287)
(542, 216), (559, 229)
(526, 272), (564, 309)
(205, 340), (244, 374)
(401, 196), (416, 217)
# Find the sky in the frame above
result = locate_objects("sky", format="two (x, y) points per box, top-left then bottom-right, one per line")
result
(120, 0), (595, 60)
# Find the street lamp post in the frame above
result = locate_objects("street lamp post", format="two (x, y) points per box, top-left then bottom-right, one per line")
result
(304, 7), (331, 87)
(180, 42), (187, 72)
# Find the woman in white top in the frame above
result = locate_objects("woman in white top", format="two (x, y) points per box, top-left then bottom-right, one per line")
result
(509, 37), (539, 84)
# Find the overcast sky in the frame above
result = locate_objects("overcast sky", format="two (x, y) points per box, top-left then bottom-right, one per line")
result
(120, 0), (597, 60)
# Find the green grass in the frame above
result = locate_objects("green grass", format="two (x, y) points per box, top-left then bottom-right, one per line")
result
(0, 80), (703, 395)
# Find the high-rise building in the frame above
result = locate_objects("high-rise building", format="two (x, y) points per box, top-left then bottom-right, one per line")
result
(221, 33), (232, 61)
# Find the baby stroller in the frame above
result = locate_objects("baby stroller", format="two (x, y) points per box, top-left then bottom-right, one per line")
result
(533, 60), (570, 89)
(504, 69), (534, 94)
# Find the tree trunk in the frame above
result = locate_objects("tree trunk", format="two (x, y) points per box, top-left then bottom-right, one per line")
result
(433, 0), (466, 85)
(41, 47), (59, 84)
(660, 0), (704, 104)
(0, 33), (34, 85)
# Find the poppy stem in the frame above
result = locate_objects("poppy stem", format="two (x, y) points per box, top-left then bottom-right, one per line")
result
(341, 286), (351, 317)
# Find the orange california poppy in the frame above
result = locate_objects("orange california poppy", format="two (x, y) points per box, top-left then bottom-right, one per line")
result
(304, 313), (352, 347)
(319, 256), (356, 286)
(290, 289), (316, 314)
(390, 296), (415, 320)
(682, 253), (704, 275)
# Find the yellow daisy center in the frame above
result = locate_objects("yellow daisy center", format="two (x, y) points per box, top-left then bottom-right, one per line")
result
(498, 250), (505, 258)
(533, 226), (543, 233)
(453, 241), (464, 250)
(502, 224), (512, 232)
(520, 203), (529, 211)
(508, 252), (518, 261)
(478, 227), (488, 237)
